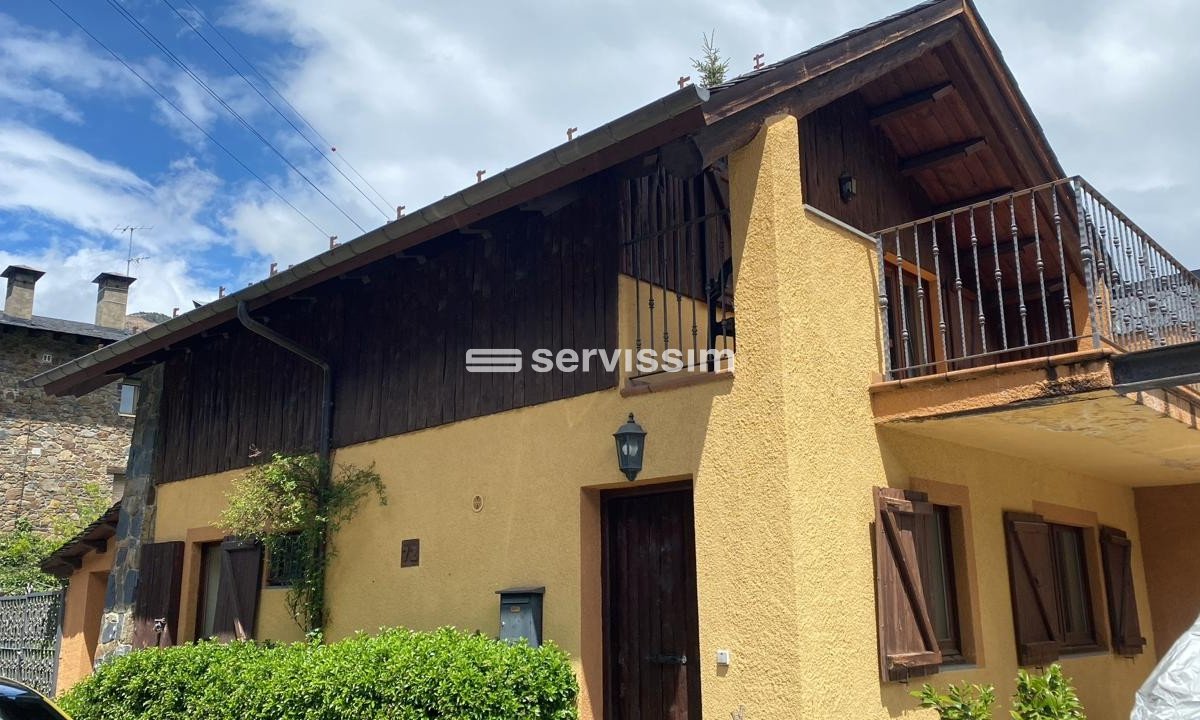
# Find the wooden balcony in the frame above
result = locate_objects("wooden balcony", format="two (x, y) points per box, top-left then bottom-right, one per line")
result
(870, 178), (1200, 485)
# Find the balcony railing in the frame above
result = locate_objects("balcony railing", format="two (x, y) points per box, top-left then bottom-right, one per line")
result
(620, 169), (735, 379)
(875, 177), (1200, 380)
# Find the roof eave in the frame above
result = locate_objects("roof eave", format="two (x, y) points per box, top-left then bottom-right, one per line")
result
(30, 84), (710, 397)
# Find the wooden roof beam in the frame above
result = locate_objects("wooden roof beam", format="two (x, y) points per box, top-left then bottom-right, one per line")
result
(661, 19), (964, 178)
(83, 538), (108, 553)
(868, 82), (955, 126)
(932, 187), (1014, 213)
(899, 138), (986, 176)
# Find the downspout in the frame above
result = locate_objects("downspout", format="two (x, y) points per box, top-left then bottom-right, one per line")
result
(236, 300), (333, 631)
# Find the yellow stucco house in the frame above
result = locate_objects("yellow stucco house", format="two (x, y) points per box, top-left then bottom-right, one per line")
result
(35, 1), (1200, 718)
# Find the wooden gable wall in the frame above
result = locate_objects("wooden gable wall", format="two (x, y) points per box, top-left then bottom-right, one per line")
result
(800, 92), (933, 234)
(155, 175), (621, 484)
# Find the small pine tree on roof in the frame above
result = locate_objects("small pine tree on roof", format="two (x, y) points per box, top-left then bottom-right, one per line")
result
(691, 31), (730, 88)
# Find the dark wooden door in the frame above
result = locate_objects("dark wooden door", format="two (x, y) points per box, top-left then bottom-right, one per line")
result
(603, 486), (701, 720)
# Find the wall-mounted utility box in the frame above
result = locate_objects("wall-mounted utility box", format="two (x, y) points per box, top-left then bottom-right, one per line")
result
(496, 586), (544, 647)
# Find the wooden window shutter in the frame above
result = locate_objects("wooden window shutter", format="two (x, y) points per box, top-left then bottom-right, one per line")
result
(1004, 512), (1062, 666)
(873, 488), (942, 682)
(212, 539), (264, 642)
(132, 541), (185, 648)
(1099, 526), (1146, 656)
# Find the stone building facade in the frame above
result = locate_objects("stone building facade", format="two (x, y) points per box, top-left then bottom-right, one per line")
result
(1, 265), (139, 532)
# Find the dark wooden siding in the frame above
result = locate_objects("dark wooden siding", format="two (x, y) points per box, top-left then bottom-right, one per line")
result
(800, 92), (932, 233)
(617, 167), (732, 301)
(156, 175), (620, 484)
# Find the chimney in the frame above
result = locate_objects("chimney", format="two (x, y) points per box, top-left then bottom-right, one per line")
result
(92, 272), (136, 329)
(2, 265), (45, 320)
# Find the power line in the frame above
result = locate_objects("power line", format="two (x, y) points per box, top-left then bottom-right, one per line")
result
(43, 0), (331, 238)
(103, 0), (367, 233)
(179, 0), (395, 212)
(160, 0), (391, 221)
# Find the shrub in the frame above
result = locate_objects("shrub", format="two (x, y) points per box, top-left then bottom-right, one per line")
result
(913, 681), (997, 720)
(220, 453), (386, 633)
(60, 627), (578, 720)
(1011, 664), (1086, 720)
(2, 484), (113, 595)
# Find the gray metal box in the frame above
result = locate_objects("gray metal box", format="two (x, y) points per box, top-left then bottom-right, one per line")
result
(496, 586), (544, 647)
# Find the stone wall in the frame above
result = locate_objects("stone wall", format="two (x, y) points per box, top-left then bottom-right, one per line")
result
(95, 366), (160, 665)
(0, 327), (133, 532)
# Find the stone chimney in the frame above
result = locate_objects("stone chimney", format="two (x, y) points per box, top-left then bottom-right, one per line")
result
(93, 272), (136, 329)
(2, 265), (45, 320)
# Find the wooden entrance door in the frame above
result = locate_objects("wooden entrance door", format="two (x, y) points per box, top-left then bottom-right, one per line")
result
(603, 485), (701, 720)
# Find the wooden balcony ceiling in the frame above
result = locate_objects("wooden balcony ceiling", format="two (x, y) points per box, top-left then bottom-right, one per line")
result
(857, 30), (1063, 218)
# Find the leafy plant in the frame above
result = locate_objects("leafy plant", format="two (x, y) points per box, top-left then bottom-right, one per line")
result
(219, 453), (385, 633)
(913, 682), (997, 720)
(1011, 664), (1086, 720)
(691, 30), (730, 88)
(0, 518), (63, 595)
(60, 627), (579, 720)
(1, 482), (113, 595)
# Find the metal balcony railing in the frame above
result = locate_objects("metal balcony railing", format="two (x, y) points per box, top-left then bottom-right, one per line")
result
(875, 177), (1200, 380)
(620, 169), (735, 379)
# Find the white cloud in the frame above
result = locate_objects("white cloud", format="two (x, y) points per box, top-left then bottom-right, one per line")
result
(0, 123), (227, 321)
(3, 0), (1200, 328)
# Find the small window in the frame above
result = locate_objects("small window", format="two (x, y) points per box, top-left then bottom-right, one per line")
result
(40, 352), (54, 364)
(1050, 524), (1097, 650)
(196, 542), (223, 639)
(916, 505), (962, 661)
(266, 533), (305, 588)
(118, 383), (139, 416)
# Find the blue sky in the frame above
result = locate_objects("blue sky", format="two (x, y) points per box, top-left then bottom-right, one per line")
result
(2, 0), (1198, 323)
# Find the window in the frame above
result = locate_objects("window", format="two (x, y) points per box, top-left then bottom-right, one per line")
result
(266, 533), (305, 588)
(118, 382), (138, 416)
(40, 352), (54, 364)
(1004, 512), (1103, 666)
(193, 539), (264, 642)
(195, 542), (223, 639)
(916, 505), (962, 661)
(873, 488), (969, 682)
(1050, 524), (1097, 650)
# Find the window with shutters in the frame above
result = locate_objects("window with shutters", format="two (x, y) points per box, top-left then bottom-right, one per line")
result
(873, 488), (945, 682)
(1005, 512), (1106, 666)
(195, 539), (264, 641)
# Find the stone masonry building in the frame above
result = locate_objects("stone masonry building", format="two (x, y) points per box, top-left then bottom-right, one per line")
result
(1, 265), (139, 532)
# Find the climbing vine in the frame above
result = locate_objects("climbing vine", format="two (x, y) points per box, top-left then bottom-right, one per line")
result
(220, 453), (385, 634)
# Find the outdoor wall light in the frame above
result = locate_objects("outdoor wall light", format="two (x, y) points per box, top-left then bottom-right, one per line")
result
(613, 413), (647, 482)
(839, 172), (857, 203)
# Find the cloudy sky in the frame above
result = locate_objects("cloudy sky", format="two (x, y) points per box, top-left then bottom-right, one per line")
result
(1, 0), (1197, 323)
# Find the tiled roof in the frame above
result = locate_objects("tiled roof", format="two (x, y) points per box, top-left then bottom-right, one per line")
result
(40, 502), (121, 577)
(0, 311), (129, 342)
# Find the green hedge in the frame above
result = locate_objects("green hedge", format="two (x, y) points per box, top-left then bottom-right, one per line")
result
(60, 627), (578, 720)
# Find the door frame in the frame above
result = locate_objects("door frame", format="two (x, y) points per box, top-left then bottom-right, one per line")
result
(600, 479), (700, 720)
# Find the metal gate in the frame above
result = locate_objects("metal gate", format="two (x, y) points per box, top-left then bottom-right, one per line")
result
(0, 590), (64, 696)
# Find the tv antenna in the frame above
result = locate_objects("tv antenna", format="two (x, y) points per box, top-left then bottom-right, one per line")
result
(113, 225), (152, 275)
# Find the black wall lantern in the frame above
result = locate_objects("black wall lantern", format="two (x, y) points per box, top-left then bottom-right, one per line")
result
(613, 413), (646, 482)
(838, 171), (857, 203)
